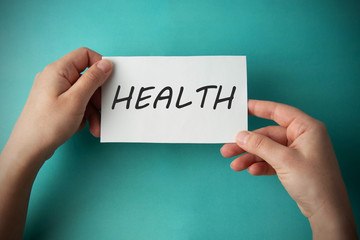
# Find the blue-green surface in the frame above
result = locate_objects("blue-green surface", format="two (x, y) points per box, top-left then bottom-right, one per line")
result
(1, 0), (359, 239)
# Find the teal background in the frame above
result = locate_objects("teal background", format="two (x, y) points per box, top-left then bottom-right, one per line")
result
(0, 0), (359, 239)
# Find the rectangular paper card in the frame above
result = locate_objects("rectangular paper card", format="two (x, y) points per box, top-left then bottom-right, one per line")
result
(101, 56), (247, 143)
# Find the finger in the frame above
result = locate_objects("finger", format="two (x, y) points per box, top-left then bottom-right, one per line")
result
(248, 99), (315, 127)
(221, 125), (287, 158)
(76, 116), (87, 133)
(257, 125), (287, 144)
(90, 88), (102, 110)
(85, 102), (101, 137)
(236, 131), (295, 171)
(247, 162), (276, 176)
(230, 153), (263, 171)
(221, 143), (244, 158)
(47, 47), (102, 85)
(63, 59), (112, 110)
(248, 99), (318, 143)
(230, 153), (276, 175)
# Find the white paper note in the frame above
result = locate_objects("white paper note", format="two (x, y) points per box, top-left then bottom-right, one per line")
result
(101, 56), (247, 143)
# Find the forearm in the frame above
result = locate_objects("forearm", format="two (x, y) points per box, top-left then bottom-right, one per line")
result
(0, 47), (109, 239)
(0, 138), (45, 239)
(309, 198), (358, 240)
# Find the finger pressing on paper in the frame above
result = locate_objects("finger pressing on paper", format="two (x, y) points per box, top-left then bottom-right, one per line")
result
(49, 47), (102, 86)
(63, 59), (112, 110)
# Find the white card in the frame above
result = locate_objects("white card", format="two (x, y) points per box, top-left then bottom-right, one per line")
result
(101, 56), (247, 143)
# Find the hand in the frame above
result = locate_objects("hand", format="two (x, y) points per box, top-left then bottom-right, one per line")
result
(0, 47), (112, 239)
(221, 100), (357, 239)
(6, 47), (112, 163)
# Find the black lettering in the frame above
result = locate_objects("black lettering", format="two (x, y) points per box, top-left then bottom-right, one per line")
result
(213, 85), (236, 109)
(196, 85), (217, 108)
(135, 86), (155, 109)
(176, 86), (192, 108)
(112, 85), (134, 110)
(153, 86), (173, 109)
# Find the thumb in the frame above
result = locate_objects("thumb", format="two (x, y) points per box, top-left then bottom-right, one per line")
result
(235, 131), (293, 171)
(67, 59), (112, 108)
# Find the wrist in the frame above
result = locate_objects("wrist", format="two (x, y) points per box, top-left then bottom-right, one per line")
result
(309, 200), (358, 240)
(1, 130), (52, 175)
(0, 142), (45, 177)
(6, 118), (57, 165)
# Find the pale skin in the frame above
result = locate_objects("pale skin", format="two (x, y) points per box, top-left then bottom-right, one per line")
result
(0, 48), (357, 239)
(221, 101), (358, 239)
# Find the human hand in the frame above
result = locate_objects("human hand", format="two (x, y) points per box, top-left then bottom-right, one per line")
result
(221, 100), (357, 239)
(0, 47), (113, 239)
(6, 47), (112, 163)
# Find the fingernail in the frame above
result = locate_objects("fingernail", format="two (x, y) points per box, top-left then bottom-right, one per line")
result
(97, 59), (112, 73)
(236, 131), (250, 145)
